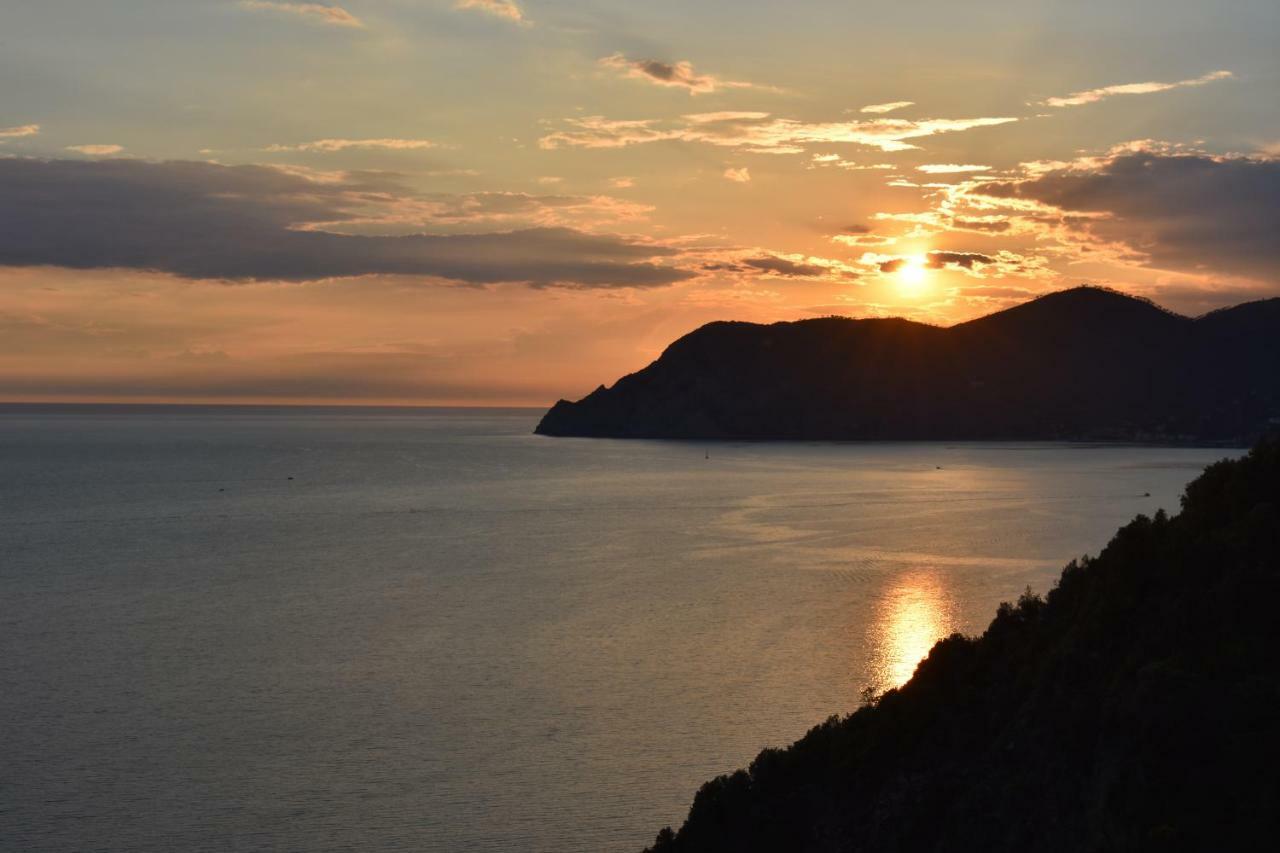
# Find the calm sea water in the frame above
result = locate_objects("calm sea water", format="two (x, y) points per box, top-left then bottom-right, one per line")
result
(0, 406), (1241, 852)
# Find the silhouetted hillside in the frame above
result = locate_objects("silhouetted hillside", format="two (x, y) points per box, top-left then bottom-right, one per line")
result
(643, 437), (1280, 852)
(536, 287), (1280, 441)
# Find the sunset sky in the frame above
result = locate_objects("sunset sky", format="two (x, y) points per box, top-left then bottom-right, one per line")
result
(2, 0), (1278, 405)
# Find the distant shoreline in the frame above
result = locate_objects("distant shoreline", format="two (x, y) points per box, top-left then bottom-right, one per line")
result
(0, 401), (1250, 449)
(0, 401), (546, 414)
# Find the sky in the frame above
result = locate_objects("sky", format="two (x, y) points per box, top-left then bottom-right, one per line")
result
(1, 0), (1278, 405)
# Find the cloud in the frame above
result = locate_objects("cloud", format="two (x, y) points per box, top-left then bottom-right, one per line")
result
(832, 233), (897, 248)
(1042, 69), (1232, 107)
(341, 190), (653, 229)
(455, 0), (527, 25)
(598, 54), (772, 95)
(860, 101), (914, 114)
(925, 251), (995, 270)
(742, 256), (829, 277)
(0, 124), (40, 140)
(66, 144), (124, 156)
(266, 138), (437, 152)
(951, 215), (1012, 233)
(699, 252), (863, 281)
(809, 153), (895, 171)
(973, 147), (1280, 280)
(916, 163), (991, 174)
(723, 167), (751, 183)
(540, 112), (1017, 154)
(238, 1), (363, 28)
(0, 158), (692, 287)
(865, 250), (1046, 279)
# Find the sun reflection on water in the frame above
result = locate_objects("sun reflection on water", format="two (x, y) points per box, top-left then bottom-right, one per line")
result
(869, 570), (958, 693)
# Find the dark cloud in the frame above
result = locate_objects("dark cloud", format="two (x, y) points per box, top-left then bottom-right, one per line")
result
(841, 224), (872, 234)
(597, 54), (761, 95)
(926, 251), (995, 270)
(952, 216), (1011, 233)
(0, 158), (691, 287)
(742, 256), (829, 277)
(979, 151), (1280, 280)
(638, 60), (681, 82)
(878, 258), (907, 274)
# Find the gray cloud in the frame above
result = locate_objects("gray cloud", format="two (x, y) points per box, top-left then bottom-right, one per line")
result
(926, 251), (995, 270)
(742, 256), (829, 277)
(979, 150), (1280, 280)
(598, 54), (769, 95)
(0, 158), (691, 287)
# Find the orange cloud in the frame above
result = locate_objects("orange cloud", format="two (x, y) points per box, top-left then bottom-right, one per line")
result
(917, 164), (991, 174)
(860, 101), (914, 114)
(540, 112), (1017, 154)
(0, 124), (40, 140)
(238, 1), (363, 28)
(1043, 70), (1232, 107)
(66, 144), (124, 156)
(456, 0), (527, 25)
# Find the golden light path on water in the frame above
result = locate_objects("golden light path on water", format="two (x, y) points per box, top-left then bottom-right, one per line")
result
(870, 569), (960, 692)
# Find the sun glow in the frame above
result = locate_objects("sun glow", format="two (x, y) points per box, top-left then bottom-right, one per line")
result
(870, 570), (958, 692)
(897, 255), (929, 296)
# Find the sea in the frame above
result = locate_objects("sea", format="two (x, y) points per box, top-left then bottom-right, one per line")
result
(0, 405), (1243, 852)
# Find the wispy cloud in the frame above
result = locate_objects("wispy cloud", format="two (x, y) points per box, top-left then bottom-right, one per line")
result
(455, 0), (528, 25)
(67, 144), (124, 156)
(809, 153), (894, 171)
(540, 112), (1017, 154)
(860, 101), (914, 114)
(1042, 70), (1232, 107)
(599, 55), (776, 95)
(916, 163), (991, 174)
(0, 124), (40, 140)
(723, 167), (751, 183)
(266, 138), (437, 152)
(238, 1), (363, 28)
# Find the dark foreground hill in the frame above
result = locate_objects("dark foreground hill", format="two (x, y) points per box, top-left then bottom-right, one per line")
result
(536, 287), (1280, 441)
(642, 438), (1280, 853)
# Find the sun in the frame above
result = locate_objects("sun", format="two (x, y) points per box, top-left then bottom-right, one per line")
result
(896, 255), (929, 296)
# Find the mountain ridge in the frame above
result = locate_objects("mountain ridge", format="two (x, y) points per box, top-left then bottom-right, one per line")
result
(536, 287), (1280, 442)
